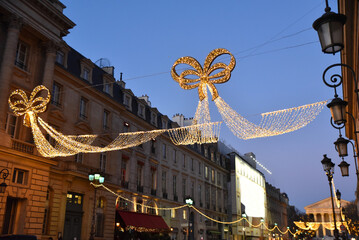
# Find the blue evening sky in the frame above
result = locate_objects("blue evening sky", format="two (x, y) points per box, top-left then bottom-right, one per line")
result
(60, 0), (355, 212)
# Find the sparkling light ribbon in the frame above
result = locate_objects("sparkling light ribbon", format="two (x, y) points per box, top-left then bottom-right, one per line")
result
(171, 48), (236, 101)
(8, 85), (50, 127)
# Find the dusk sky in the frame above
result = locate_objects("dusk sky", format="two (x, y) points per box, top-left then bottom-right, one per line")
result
(60, 0), (356, 212)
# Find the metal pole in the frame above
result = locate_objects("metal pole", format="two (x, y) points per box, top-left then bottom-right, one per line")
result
(187, 205), (190, 240)
(328, 174), (339, 240)
(90, 186), (97, 240)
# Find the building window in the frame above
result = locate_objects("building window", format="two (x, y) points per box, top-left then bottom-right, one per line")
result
(103, 81), (111, 94)
(79, 97), (88, 120)
(205, 166), (208, 179)
(137, 163), (143, 188)
(182, 153), (186, 168)
(15, 41), (28, 70)
(74, 153), (83, 163)
(83, 67), (90, 81)
(211, 169), (215, 183)
(12, 168), (28, 185)
(211, 152), (214, 161)
(151, 167), (157, 192)
(171, 209), (176, 218)
(124, 95), (131, 108)
(198, 184), (202, 204)
(162, 171), (167, 193)
(95, 198), (105, 237)
(162, 144), (166, 159)
(191, 181), (194, 199)
(204, 148), (208, 157)
(182, 178), (186, 199)
(138, 104), (145, 117)
(121, 159), (127, 184)
(5, 114), (17, 138)
(183, 209), (187, 220)
(173, 175), (177, 197)
(151, 112), (157, 125)
(100, 152), (107, 172)
(51, 82), (62, 107)
(162, 120), (167, 129)
(191, 158), (194, 171)
(173, 149), (177, 164)
(56, 50), (64, 65)
(151, 140), (156, 154)
(103, 110), (110, 130)
(66, 192), (83, 205)
(217, 172), (221, 185)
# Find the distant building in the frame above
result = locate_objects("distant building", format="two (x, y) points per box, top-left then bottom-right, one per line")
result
(305, 197), (350, 238)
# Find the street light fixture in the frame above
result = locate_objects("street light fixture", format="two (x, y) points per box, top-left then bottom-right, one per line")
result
(242, 213), (247, 240)
(260, 218), (264, 240)
(185, 196), (194, 240)
(321, 154), (339, 240)
(312, 0), (346, 54)
(88, 172), (105, 240)
(0, 168), (9, 194)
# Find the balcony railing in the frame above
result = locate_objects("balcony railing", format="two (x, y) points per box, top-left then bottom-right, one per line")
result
(11, 139), (34, 154)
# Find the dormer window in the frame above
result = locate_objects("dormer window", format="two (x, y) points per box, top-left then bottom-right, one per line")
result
(83, 67), (90, 81)
(162, 120), (167, 129)
(151, 112), (157, 126)
(80, 58), (94, 83)
(103, 73), (114, 96)
(123, 94), (131, 110)
(56, 50), (64, 65)
(103, 110), (110, 130)
(138, 104), (145, 118)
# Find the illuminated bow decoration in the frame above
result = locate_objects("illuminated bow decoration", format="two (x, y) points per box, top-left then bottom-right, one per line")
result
(8, 85), (50, 127)
(171, 48), (236, 101)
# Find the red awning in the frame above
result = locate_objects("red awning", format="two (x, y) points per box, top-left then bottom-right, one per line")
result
(117, 210), (170, 233)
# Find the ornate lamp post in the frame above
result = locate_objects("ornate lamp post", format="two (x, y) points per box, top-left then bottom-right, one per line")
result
(321, 154), (339, 240)
(312, 0), (346, 54)
(185, 196), (194, 240)
(0, 168), (9, 194)
(88, 173), (105, 240)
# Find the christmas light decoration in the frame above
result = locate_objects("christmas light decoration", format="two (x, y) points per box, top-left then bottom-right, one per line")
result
(171, 48), (327, 140)
(8, 86), (221, 158)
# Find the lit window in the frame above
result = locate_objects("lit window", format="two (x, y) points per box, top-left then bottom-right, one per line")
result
(15, 41), (28, 70)
(205, 166), (208, 179)
(51, 82), (62, 107)
(183, 209), (187, 220)
(211, 169), (215, 182)
(171, 209), (176, 218)
(12, 168), (28, 185)
(56, 50), (64, 65)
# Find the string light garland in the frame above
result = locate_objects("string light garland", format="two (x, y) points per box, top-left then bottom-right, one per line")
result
(94, 182), (299, 236)
(8, 86), (221, 158)
(171, 48), (327, 140)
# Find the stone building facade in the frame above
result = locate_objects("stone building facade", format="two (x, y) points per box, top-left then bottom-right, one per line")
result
(0, 1), (230, 239)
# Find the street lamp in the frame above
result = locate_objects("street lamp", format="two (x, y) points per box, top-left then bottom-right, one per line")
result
(242, 213), (246, 240)
(185, 196), (193, 240)
(321, 154), (339, 240)
(0, 168), (9, 194)
(88, 172), (105, 240)
(312, 0), (346, 54)
(260, 218), (264, 240)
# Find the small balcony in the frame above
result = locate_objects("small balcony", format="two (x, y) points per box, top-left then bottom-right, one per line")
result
(11, 139), (34, 154)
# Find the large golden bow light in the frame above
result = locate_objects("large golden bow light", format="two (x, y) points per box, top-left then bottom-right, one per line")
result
(171, 48), (235, 101)
(8, 85), (50, 127)
(171, 49), (327, 139)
